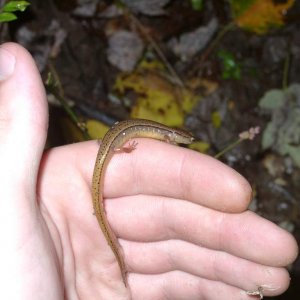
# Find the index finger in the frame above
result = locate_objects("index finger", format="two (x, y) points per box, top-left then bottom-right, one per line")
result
(83, 138), (252, 213)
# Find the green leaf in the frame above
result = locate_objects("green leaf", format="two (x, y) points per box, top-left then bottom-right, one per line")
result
(259, 89), (285, 109)
(284, 144), (300, 167)
(0, 12), (17, 22)
(191, 0), (203, 10)
(229, 0), (256, 17)
(261, 122), (276, 150)
(3, 1), (30, 13)
(218, 49), (241, 80)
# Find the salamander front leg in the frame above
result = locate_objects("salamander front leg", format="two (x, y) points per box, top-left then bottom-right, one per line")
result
(114, 140), (138, 153)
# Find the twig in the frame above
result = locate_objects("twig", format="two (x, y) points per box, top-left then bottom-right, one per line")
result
(199, 22), (235, 66)
(282, 42), (291, 90)
(46, 62), (91, 141)
(214, 138), (242, 159)
(189, 22), (235, 74)
(127, 11), (186, 88)
(214, 127), (260, 159)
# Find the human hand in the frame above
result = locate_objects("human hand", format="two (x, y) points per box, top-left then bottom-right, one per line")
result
(0, 43), (297, 300)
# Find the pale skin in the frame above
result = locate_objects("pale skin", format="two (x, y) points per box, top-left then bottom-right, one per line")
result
(0, 42), (298, 300)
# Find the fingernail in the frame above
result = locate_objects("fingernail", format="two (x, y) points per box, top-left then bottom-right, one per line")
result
(0, 47), (16, 81)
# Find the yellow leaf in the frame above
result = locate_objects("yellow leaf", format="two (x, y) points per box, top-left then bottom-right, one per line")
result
(211, 111), (222, 128)
(187, 78), (218, 95)
(86, 120), (109, 139)
(59, 117), (85, 143)
(234, 0), (295, 34)
(189, 141), (210, 153)
(58, 118), (109, 143)
(114, 64), (200, 127)
(138, 59), (165, 71)
(131, 92), (185, 127)
(181, 89), (200, 114)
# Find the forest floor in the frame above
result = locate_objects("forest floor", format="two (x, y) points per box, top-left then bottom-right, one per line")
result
(2, 0), (300, 298)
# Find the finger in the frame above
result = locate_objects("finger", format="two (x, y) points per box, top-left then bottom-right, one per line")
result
(89, 138), (252, 213)
(0, 43), (48, 186)
(53, 141), (297, 266)
(0, 43), (49, 296)
(129, 271), (283, 300)
(43, 141), (298, 267)
(57, 137), (250, 213)
(123, 240), (290, 295)
(107, 195), (298, 267)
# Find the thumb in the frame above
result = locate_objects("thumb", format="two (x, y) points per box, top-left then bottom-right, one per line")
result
(0, 42), (49, 289)
(0, 42), (48, 195)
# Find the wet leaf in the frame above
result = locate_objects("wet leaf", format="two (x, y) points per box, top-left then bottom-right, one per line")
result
(283, 144), (300, 168)
(230, 0), (295, 34)
(3, 1), (30, 12)
(259, 89), (285, 109)
(107, 30), (144, 72)
(73, 0), (97, 17)
(0, 12), (16, 22)
(259, 84), (300, 167)
(168, 18), (218, 61)
(121, 0), (171, 16)
(114, 62), (199, 127)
